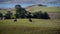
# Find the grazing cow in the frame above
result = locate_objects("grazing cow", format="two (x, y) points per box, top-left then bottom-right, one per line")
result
(14, 18), (17, 22)
(29, 18), (32, 22)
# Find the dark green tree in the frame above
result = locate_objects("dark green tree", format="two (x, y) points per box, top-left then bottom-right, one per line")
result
(0, 12), (3, 20)
(37, 11), (43, 19)
(43, 12), (50, 19)
(4, 11), (12, 19)
(15, 4), (27, 18)
(32, 11), (43, 19)
(32, 12), (38, 18)
(15, 4), (22, 13)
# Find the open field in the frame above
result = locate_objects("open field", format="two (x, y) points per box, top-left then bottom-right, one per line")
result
(0, 19), (60, 34)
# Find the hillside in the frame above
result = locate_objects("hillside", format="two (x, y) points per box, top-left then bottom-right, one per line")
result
(25, 4), (60, 13)
(0, 8), (15, 15)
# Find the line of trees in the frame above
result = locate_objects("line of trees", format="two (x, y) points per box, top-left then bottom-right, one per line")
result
(0, 4), (50, 20)
(32, 11), (50, 19)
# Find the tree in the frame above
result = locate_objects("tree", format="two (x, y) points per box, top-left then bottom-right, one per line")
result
(15, 13), (20, 18)
(43, 12), (50, 19)
(32, 12), (38, 18)
(27, 12), (32, 18)
(0, 12), (3, 20)
(32, 11), (43, 19)
(15, 4), (27, 18)
(37, 11), (43, 19)
(4, 11), (12, 19)
(15, 4), (22, 13)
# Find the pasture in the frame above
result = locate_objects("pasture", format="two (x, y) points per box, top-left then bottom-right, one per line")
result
(0, 19), (60, 34)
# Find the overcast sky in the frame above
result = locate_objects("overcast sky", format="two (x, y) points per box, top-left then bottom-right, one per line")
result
(0, 0), (60, 8)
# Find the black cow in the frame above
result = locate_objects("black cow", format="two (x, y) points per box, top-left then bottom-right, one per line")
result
(29, 18), (32, 22)
(14, 18), (17, 22)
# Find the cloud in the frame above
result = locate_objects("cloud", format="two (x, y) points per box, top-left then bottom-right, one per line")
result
(0, 0), (60, 4)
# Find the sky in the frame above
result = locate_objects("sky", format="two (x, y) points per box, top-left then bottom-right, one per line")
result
(0, 0), (60, 8)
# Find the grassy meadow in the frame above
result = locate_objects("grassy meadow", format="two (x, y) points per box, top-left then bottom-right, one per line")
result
(0, 19), (60, 34)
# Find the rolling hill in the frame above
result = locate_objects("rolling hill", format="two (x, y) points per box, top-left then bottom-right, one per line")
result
(25, 4), (60, 13)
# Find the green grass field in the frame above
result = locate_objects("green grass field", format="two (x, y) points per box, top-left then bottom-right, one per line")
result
(0, 19), (60, 34)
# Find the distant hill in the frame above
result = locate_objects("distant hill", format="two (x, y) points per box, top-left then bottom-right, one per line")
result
(25, 4), (60, 13)
(25, 4), (47, 9)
